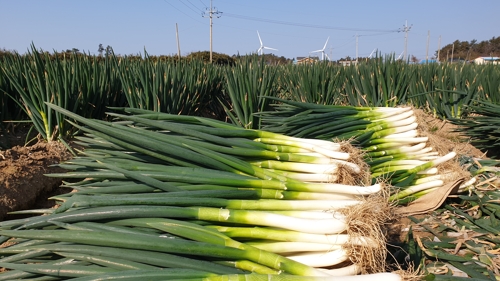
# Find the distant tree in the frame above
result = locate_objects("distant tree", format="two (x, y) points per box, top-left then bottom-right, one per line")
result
(436, 36), (500, 61)
(98, 44), (105, 56)
(187, 51), (235, 65)
(411, 55), (419, 63)
(105, 45), (113, 56)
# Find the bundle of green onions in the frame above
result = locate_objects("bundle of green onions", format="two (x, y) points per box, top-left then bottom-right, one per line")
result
(256, 97), (460, 204)
(0, 104), (406, 280)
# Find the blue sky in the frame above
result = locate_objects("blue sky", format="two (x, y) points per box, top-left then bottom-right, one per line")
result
(1, 0), (499, 61)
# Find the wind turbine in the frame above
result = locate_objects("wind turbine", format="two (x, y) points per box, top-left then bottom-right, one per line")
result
(257, 31), (278, 55)
(310, 37), (330, 61)
(368, 48), (377, 59)
(396, 50), (404, 60)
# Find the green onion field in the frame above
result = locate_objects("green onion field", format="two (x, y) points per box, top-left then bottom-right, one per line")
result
(0, 46), (499, 280)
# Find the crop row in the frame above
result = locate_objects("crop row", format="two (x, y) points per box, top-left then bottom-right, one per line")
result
(1, 45), (499, 149)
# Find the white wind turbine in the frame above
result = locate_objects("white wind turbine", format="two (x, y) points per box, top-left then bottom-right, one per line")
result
(396, 50), (404, 60)
(310, 37), (330, 61)
(257, 31), (278, 55)
(368, 48), (377, 59)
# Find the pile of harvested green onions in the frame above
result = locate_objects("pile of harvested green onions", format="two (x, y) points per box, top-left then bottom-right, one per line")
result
(0, 104), (408, 280)
(257, 97), (462, 204)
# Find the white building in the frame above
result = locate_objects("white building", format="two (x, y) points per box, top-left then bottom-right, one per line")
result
(473, 57), (500, 64)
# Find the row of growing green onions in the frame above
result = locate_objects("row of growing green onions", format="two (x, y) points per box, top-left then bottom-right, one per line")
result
(0, 103), (408, 280)
(3, 50), (499, 146)
(256, 97), (465, 204)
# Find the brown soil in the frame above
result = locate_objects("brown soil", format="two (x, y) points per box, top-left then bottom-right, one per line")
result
(413, 108), (485, 158)
(0, 129), (73, 221)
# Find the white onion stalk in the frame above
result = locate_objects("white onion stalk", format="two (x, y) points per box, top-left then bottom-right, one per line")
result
(197, 209), (348, 234)
(365, 137), (428, 151)
(293, 152), (332, 157)
(403, 147), (434, 156)
(253, 137), (345, 158)
(368, 143), (427, 158)
(253, 189), (362, 200)
(266, 171), (338, 182)
(247, 241), (341, 253)
(373, 109), (414, 123)
(375, 115), (416, 128)
(286, 249), (349, 267)
(390, 180), (444, 201)
(382, 129), (419, 139)
(411, 174), (445, 184)
(250, 161), (353, 174)
(412, 172), (462, 185)
(211, 226), (376, 247)
(290, 183), (381, 195)
(417, 168), (438, 175)
(322, 264), (362, 276)
(458, 177), (476, 192)
(372, 106), (412, 116)
(416, 154), (439, 160)
(225, 199), (361, 211)
(370, 123), (418, 139)
(190, 271), (402, 280)
(269, 210), (345, 220)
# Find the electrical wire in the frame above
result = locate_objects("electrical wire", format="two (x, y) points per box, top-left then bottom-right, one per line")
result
(178, 0), (202, 15)
(222, 12), (400, 33)
(163, 0), (205, 24)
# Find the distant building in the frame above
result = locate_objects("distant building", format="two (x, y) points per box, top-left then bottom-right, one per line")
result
(473, 57), (500, 64)
(338, 60), (357, 66)
(419, 59), (439, 64)
(294, 57), (319, 65)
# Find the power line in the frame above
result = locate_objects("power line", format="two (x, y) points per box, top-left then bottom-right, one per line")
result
(178, 0), (201, 14)
(197, 0), (207, 8)
(184, 0), (204, 12)
(222, 12), (399, 33)
(163, 0), (205, 24)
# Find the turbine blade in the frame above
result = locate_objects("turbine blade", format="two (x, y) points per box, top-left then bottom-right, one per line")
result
(257, 31), (263, 46)
(322, 37), (330, 50)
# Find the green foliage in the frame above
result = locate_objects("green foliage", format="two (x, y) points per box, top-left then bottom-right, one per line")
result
(0, 44), (124, 142)
(1, 45), (500, 151)
(117, 55), (225, 117)
(450, 100), (500, 159)
(223, 56), (279, 129)
(437, 36), (500, 61)
(343, 55), (411, 107)
(186, 51), (235, 65)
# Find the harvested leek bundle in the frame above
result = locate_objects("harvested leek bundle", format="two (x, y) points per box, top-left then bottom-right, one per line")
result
(256, 98), (459, 204)
(0, 103), (397, 279)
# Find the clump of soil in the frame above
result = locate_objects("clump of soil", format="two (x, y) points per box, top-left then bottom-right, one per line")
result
(0, 140), (72, 220)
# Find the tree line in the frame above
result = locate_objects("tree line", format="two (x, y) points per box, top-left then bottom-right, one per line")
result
(436, 36), (500, 61)
(2, 36), (499, 64)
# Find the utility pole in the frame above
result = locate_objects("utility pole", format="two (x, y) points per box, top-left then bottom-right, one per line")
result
(355, 33), (358, 63)
(425, 30), (430, 63)
(176, 23), (181, 59)
(202, 0), (221, 63)
(437, 35), (441, 62)
(451, 43), (455, 63)
(400, 20), (412, 61)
